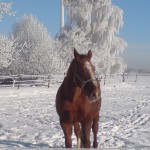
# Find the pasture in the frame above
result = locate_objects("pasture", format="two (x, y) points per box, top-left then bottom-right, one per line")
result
(0, 74), (150, 149)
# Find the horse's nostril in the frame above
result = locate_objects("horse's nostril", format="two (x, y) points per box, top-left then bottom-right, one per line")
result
(90, 92), (96, 100)
(90, 92), (100, 100)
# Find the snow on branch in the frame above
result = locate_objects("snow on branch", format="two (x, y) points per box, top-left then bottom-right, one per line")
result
(58, 0), (127, 74)
(0, 1), (15, 21)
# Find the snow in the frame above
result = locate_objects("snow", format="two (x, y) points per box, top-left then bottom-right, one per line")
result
(0, 76), (150, 149)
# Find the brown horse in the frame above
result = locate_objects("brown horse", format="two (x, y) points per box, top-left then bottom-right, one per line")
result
(56, 48), (101, 148)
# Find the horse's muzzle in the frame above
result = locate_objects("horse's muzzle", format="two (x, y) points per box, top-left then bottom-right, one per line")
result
(89, 92), (101, 102)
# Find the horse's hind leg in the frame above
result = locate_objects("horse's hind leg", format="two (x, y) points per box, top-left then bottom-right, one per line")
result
(74, 122), (81, 148)
(92, 115), (99, 148)
(60, 122), (72, 148)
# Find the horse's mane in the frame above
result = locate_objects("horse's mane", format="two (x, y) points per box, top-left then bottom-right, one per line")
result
(66, 59), (76, 78)
(62, 59), (77, 99)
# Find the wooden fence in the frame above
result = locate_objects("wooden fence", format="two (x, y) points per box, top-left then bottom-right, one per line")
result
(0, 74), (64, 89)
(0, 74), (149, 89)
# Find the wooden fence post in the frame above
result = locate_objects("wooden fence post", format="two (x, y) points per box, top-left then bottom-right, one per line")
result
(104, 75), (106, 85)
(135, 74), (137, 82)
(12, 79), (15, 87)
(18, 74), (21, 89)
(48, 75), (50, 88)
(122, 73), (125, 82)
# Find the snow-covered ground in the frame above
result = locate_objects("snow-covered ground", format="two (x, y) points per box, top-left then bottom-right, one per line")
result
(0, 75), (150, 149)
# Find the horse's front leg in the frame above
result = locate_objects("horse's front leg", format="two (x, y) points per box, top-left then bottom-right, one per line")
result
(74, 122), (81, 148)
(81, 121), (92, 148)
(60, 122), (72, 148)
(92, 115), (99, 148)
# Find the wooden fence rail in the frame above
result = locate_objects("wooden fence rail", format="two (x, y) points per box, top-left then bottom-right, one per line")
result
(0, 74), (150, 88)
(0, 74), (64, 89)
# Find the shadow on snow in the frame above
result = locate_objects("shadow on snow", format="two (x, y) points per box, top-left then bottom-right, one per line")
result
(0, 140), (50, 148)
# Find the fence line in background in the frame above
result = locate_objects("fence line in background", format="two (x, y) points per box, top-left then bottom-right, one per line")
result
(0, 74), (150, 88)
(0, 74), (55, 89)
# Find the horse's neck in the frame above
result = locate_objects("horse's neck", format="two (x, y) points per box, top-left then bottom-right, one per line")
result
(65, 60), (75, 86)
(64, 60), (81, 100)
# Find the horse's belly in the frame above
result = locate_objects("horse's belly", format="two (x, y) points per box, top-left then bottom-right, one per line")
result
(73, 111), (86, 122)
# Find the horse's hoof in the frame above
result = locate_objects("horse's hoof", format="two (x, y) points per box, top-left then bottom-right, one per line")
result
(93, 141), (98, 148)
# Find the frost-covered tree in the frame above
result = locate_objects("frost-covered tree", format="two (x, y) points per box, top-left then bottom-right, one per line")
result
(57, 27), (91, 68)
(58, 0), (127, 74)
(11, 15), (59, 75)
(0, 35), (13, 69)
(0, 1), (15, 21)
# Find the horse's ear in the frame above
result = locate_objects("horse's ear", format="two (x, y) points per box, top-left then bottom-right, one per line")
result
(74, 48), (80, 60)
(87, 50), (92, 60)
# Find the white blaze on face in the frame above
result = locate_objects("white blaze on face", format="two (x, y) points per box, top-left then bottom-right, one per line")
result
(84, 61), (96, 82)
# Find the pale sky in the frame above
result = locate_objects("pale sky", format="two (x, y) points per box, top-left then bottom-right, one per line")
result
(112, 0), (150, 71)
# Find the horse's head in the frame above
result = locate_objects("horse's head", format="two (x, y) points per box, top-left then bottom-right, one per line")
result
(74, 48), (100, 102)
